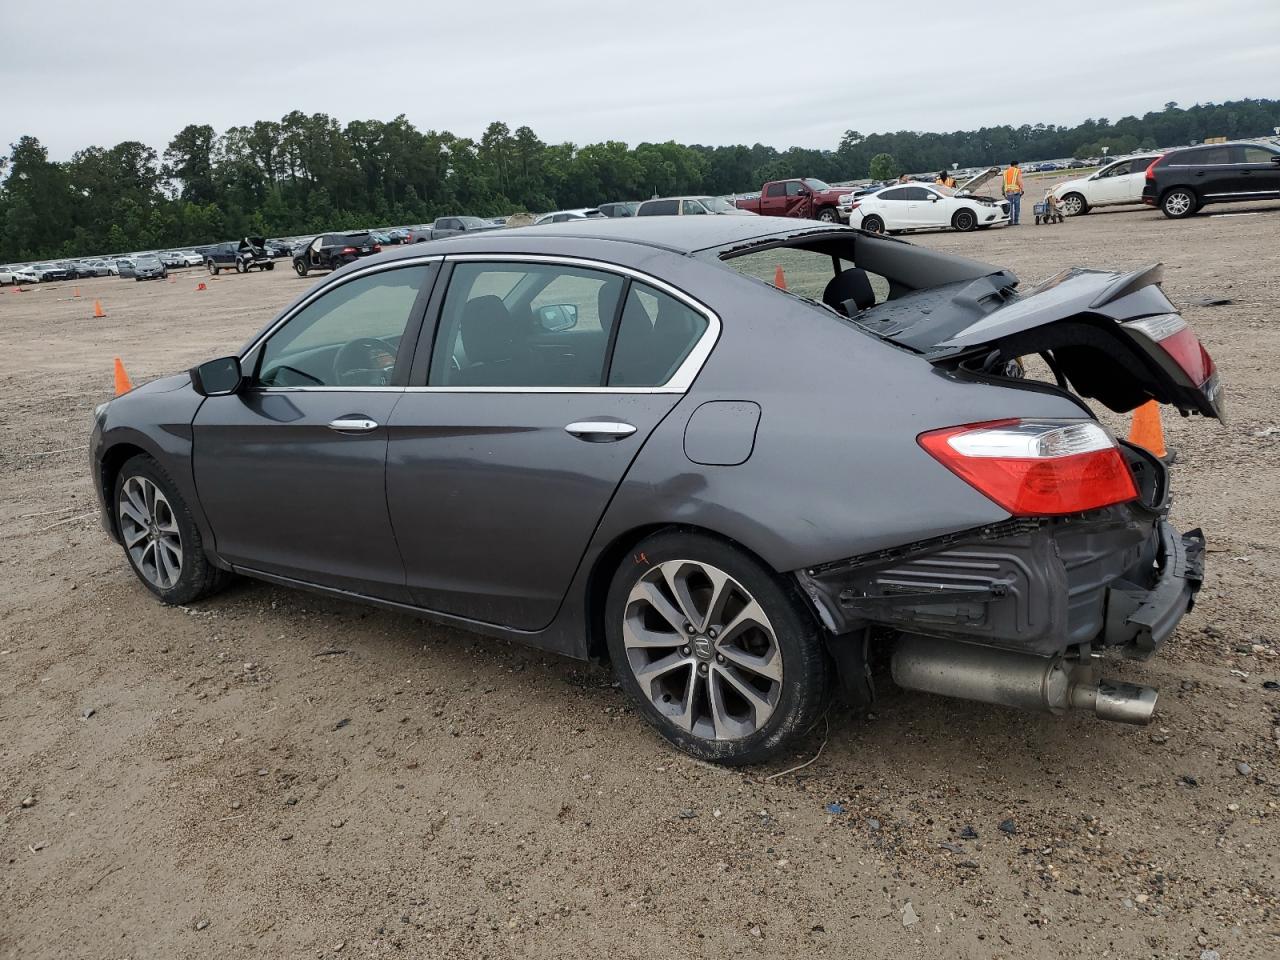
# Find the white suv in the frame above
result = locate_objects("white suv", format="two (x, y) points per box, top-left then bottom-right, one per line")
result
(1051, 155), (1160, 216)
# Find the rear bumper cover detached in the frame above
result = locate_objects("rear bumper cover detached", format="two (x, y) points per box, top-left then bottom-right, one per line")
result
(797, 513), (1204, 660)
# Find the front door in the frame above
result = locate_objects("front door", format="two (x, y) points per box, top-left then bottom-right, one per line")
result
(192, 261), (437, 599)
(387, 257), (715, 630)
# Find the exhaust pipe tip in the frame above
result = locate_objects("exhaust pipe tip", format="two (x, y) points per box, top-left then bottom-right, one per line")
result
(1087, 681), (1159, 725)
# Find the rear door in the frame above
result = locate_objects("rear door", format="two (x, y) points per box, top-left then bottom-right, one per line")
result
(386, 256), (717, 630)
(758, 182), (789, 216)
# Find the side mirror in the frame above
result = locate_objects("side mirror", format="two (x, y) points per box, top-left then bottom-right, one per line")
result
(536, 303), (579, 332)
(190, 355), (244, 396)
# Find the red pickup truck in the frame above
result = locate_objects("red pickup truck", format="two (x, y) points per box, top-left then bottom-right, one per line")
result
(734, 178), (849, 222)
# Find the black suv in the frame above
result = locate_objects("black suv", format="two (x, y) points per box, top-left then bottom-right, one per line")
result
(1143, 141), (1280, 218)
(205, 237), (274, 275)
(292, 232), (381, 276)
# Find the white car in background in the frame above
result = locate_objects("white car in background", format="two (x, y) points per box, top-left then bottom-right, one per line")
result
(848, 168), (1010, 234)
(0, 265), (18, 285)
(1050, 154), (1160, 216)
(533, 208), (605, 224)
(11, 265), (40, 284)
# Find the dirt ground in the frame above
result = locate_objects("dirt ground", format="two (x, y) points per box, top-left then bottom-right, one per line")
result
(3, 196), (1280, 960)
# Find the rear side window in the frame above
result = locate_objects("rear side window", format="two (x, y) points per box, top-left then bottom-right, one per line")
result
(764, 183), (786, 198)
(607, 284), (708, 388)
(878, 188), (909, 201)
(1177, 147), (1232, 165)
(639, 199), (679, 216)
(901, 187), (932, 200)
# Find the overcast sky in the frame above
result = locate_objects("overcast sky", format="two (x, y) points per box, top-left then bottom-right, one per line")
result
(6, 0), (1279, 161)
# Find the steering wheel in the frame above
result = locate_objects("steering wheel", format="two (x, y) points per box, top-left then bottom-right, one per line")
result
(333, 337), (397, 386)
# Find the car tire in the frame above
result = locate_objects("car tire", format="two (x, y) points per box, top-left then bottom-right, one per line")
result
(604, 529), (828, 765)
(264, 262), (275, 271)
(1160, 187), (1198, 219)
(1060, 192), (1088, 216)
(234, 259), (246, 274)
(207, 262), (219, 276)
(861, 214), (885, 234)
(952, 209), (978, 232)
(816, 206), (838, 223)
(113, 454), (229, 606)
(294, 261), (309, 277)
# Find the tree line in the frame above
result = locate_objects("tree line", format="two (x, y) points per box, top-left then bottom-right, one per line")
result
(1, 98), (1277, 262)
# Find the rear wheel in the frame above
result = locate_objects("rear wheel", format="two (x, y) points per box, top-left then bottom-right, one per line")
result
(234, 259), (246, 274)
(1060, 192), (1088, 216)
(207, 262), (219, 276)
(114, 454), (229, 605)
(861, 214), (885, 234)
(264, 262), (275, 271)
(952, 208), (978, 232)
(605, 530), (828, 765)
(1161, 187), (1198, 219)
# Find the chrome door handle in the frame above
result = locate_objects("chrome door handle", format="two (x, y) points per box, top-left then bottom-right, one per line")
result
(328, 418), (379, 433)
(564, 420), (637, 442)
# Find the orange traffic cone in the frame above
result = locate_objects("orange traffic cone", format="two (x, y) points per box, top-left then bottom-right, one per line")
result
(773, 265), (787, 290)
(113, 358), (133, 396)
(196, 281), (207, 291)
(73, 286), (81, 299)
(1128, 400), (1167, 459)
(93, 299), (106, 318)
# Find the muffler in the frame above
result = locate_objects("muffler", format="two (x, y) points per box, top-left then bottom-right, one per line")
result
(890, 634), (1157, 725)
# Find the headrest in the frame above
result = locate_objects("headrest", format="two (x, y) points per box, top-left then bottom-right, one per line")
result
(460, 296), (512, 364)
(822, 268), (876, 316)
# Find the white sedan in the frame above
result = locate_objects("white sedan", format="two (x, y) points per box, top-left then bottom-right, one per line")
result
(1050, 154), (1161, 216)
(848, 169), (1010, 234)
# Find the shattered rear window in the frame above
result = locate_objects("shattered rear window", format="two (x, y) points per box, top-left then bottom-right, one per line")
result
(722, 247), (890, 306)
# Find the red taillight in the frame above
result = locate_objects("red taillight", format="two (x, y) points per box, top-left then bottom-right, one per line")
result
(1145, 155), (1164, 181)
(341, 246), (357, 255)
(372, 244), (382, 253)
(1125, 313), (1216, 387)
(919, 420), (1138, 517)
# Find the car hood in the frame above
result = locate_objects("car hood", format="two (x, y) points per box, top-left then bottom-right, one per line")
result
(956, 167), (1000, 195)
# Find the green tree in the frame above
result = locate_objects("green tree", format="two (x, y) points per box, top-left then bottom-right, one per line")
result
(868, 153), (900, 181)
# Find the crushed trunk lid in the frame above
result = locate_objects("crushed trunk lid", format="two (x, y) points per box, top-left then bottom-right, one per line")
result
(850, 263), (1223, 420)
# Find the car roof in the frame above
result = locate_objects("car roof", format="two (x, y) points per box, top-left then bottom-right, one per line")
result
(371, 215), (845, 260)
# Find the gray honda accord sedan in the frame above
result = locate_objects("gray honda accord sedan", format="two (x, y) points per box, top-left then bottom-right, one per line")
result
(91, 216), (1219, 764)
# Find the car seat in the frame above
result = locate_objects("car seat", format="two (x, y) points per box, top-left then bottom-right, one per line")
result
(822, 268), (876, 317)
(454, 295), (522, 385)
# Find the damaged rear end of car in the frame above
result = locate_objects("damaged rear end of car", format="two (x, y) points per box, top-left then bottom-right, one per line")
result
(794, 246), (1220, 724)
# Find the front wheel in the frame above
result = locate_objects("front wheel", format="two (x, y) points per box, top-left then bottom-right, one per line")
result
(1161, 187), (1198, 219)
(952, 209), (977, 232)
(294, 260), (309, 277)
(605, 530), (828, 765)
(264, 262), (275, 271)
(114, 455), (228, 605)
(860, 214), (884, 234)
(816, 206), (838, 223)
(1060, 192), (1088, 216)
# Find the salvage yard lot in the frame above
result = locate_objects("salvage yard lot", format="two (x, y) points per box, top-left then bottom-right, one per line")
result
(2, 202), (1280, 959)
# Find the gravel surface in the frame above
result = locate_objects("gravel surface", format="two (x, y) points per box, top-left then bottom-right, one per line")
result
(2, 199), (1279, 959)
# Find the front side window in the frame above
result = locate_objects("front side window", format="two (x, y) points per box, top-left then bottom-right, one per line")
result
(681, 199), (709, 215)
(429, 261), (624, 388)
(785, 181), (805, 197)
(607, 284), (708, 388)
(901, 187), (932, 201)
(1239, 145), (1279, 163)
(257, 265), (431, 388)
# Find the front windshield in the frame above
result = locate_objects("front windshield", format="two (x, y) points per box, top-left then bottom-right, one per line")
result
(701, 197), (736, 213)
(803, 178), (833, 192)
(137, 257), (160, 266)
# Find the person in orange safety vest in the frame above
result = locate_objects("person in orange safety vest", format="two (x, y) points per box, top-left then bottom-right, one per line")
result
(1002, 161), (1024, 226)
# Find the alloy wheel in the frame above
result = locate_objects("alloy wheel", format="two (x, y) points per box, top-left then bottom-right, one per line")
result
(1164, 191), (1193, 217)
(622, 560), (783, 741)
(118, 475), (183, 590)
(1061, 194), (1084, 216)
